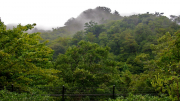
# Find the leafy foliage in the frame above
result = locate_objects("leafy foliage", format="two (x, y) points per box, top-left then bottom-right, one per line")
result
(0, 21), (59, 92)
(1, 7), (180, 101)
(108, 93), (171, 101)
(0, 89), (53, 101)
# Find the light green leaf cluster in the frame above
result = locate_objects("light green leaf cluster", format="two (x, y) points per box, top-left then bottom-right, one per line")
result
(0, 21), (59, 91)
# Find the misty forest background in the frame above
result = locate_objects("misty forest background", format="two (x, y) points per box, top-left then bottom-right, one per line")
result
(1, 6), (180, 100)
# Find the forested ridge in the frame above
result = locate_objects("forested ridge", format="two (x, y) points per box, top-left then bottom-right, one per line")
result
(1, 6), (180, 101)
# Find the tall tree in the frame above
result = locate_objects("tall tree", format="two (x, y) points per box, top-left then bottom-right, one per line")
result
(145, 31), (180, 100)
(0, 21), (59, 91)
(55, 41), (121, 93)
(84, 21), (105, 37)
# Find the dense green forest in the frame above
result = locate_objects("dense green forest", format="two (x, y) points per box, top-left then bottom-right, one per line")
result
(1, 6), (180, 101)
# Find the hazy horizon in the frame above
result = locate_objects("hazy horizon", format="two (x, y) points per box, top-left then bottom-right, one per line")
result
(1, 0), (180, 30)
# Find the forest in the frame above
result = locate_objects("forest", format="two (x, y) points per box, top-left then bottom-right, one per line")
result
(1, 6), (180, 101)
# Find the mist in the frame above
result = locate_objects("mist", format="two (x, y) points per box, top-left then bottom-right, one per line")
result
(61, 6), (123, 34)
(4, 6), (180, 36)
(5, 23), (55, 34)
(6, 23), (55, 30)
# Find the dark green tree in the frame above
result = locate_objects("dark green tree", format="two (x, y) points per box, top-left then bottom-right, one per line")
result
(84, 21), (105, 37)
(55, 41), (121, 96)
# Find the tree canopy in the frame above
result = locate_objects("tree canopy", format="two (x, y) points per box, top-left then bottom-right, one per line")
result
(1, 7), (180, 100)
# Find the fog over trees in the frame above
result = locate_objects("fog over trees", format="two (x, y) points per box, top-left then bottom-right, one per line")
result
(1, 6), (180, 101)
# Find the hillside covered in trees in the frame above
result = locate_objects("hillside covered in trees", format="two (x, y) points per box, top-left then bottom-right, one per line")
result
(1, 6), (180, 101)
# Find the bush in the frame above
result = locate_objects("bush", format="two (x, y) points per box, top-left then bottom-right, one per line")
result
(107, 93), (171, 101)
(0, 89), (53, 101)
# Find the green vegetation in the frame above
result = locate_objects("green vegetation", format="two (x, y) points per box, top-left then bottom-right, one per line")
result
(108, 93), (171, 101)
(1, 6), (180, 100)
(0, 89), (53, 101)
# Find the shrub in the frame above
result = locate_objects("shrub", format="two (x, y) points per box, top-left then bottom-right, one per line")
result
(107, 93), (171, 101)
(0, 89), (53, 101)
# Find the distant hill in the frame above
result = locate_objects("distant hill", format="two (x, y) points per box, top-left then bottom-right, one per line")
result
(68, 6), (118, 24)
(6, 24), (17, 30)
(63, 6), (123, 31)
(40, 6), (123, 41)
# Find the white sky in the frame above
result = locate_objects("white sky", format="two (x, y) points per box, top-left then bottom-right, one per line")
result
(1, 0), (180, 30)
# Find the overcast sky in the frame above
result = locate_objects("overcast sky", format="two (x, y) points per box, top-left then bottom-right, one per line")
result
(1, 0), (180, 30)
